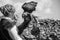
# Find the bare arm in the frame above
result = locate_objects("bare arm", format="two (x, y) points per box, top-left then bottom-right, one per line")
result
(9, 25), (22, 40)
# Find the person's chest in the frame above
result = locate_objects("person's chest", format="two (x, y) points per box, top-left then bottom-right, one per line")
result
(0, 17), (16, 30)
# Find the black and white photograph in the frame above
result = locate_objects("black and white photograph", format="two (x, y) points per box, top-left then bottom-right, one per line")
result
(0, 0), (60, 40)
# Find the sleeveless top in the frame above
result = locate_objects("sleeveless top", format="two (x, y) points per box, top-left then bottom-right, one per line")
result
(0, 17), (16, 40)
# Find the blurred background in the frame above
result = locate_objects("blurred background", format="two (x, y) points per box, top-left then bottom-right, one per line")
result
(0, 0), (60, 25)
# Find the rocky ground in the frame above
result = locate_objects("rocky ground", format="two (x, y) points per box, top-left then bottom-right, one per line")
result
(20, 18), (60, 40)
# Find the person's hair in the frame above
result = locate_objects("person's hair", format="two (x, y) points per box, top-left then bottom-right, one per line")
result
(0, 4), (15, 17)
(22, 1), (37, 13)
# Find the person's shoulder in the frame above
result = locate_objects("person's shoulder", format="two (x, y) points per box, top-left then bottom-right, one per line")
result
(0, 16), (4, 21)
(0, 16), (8, 29)
(0, 16), (5, 22)
(0, 16), (8, 22)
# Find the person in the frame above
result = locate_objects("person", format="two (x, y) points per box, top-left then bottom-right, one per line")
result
(17, 1), (38, 40)
(0, 4), (17, 40)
